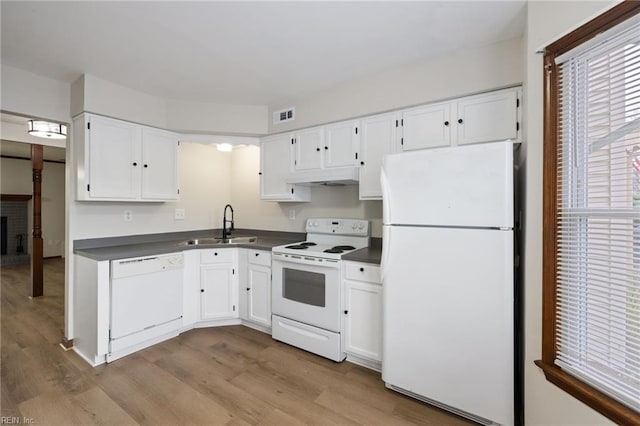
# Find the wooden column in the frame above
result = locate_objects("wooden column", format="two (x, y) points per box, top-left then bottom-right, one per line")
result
(30, 144), (43, 298)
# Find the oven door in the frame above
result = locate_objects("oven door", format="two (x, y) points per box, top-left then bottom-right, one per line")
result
(272, 253), (341, 332)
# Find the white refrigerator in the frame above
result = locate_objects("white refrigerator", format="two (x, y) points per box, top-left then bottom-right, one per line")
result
(381, 141), (520, 426)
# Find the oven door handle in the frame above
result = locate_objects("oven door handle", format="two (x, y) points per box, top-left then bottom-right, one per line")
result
(272, 252), (340, 268)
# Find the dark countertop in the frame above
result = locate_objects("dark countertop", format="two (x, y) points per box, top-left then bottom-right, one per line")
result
(74, 229), (304, 262)
(74, 228), (382, 264)
(342, 238), (382, 265)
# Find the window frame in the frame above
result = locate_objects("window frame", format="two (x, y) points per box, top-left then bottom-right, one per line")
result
(539, 2), (640, 424)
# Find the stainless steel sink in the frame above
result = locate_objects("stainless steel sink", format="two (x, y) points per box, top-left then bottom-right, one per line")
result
(180, 238), (223, 246)
(179, 236), (257, 246)
(225, 236), (257, 244)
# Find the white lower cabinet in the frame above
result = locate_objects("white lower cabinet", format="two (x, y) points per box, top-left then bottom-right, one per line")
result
(200, 249), (238, 321)
(343, 262), (383, 369)
(240, 249), (272, 328)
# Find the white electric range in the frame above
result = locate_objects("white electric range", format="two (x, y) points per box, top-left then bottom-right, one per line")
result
(271, 218), (370, 361)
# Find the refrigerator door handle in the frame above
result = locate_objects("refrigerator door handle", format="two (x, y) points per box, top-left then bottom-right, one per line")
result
(380, 165), (391, 284)
(381, 224), (390, 283)
(381, 166), (391, 225)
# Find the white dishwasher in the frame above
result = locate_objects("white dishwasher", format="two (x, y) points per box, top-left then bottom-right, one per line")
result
(108, 252), (183, 362)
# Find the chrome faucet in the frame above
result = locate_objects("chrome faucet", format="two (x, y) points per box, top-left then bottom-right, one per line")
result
(222, 204), (234, 240)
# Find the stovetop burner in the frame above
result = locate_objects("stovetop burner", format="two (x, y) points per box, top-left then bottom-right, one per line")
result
(332, 245), (355, 250)
(323, 245), (357, 254)
(285, 244), (308, 249)
(284, 241), (318, 250)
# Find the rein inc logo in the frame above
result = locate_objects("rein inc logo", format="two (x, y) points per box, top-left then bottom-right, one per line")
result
(1, 418), (34, 424)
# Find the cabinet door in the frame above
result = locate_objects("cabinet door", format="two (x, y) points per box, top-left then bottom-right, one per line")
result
(294, 127), (323, 171)
(402, 102), (451, 151)
(200, 264), (237, 320)
(260, 134), (294, 200)
(87, 115), (141, 199)
(247, 264), (271, 326)
(324, 120), (359, 168)
(344, 280), (382, 362)
(456, 88), (519, 146)
(141, 127), (179, 200)
(359, 112), (400, 200)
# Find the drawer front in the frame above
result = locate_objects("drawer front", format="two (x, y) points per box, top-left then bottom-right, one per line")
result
(200, 249), (234, 264)
(248, 249), (271, 267)
(344, 262), (381, 284)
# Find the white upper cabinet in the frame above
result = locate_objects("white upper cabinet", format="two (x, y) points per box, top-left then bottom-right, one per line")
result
(294, 127), (324, 171)
(293, 122), (359, 171)
(401, 102), (452, 151)
(85, 115), (141, 199)
(141, 127), (179, 200)
(455, 88), (520, 146)
(400, 87), (521, 152)
(324, 119), (360, 168)
(260, 133), (310, 202)
(359, 112), (401, 200)
(74, 113), (179, 202)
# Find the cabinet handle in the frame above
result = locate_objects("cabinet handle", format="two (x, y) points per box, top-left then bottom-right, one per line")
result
(255, 253), (260, 256)
(316, 147), (320, 152)
(360, 161), (365, 166)
(344, 310), (348, 315)
(132, 162), (138, 166)
(324, 146), (328, 150)
(258, 172), (262, 175)
(458, 118), (463, 124)
(444, 121), (449, 126)
(246, 287), (250, 291)
(214, 252), (218, 256)
(200, 289), (204, 293)
(360, 267), (364, 272)
(143, 164), (148, 168)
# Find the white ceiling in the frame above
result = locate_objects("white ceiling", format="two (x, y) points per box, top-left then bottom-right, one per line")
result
(1, 1), (526, 106)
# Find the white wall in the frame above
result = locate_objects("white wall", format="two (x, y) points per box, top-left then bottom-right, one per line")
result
(79, 74), (168, 129)
(523, 1), (617, 425)
(166, 100), (268, 136)
(269, 37), (523, 133)
(72, 74), (269, 135)
(230, 146), (382, 237)
(1, 65), (71, 124)
(70, 142), (231, 239)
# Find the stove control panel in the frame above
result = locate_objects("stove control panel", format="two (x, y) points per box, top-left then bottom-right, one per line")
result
(305, 218), (369, 236)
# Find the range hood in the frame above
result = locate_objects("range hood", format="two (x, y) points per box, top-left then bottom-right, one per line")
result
(285, 167), (359, 186)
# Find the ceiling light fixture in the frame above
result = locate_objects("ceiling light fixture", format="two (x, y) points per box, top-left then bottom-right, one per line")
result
(217, 143), (233, 152)
(28, 120), (67, 139)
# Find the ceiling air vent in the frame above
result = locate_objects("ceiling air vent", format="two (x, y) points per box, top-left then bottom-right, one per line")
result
(273, 107), (295, 124)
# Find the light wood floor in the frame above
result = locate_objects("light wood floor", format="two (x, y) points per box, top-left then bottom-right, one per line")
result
(1, 258), (474, 425)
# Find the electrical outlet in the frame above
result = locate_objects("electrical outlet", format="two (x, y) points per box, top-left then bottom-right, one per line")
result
(288, 209), (296, 220)
(124, 210), (133, 222)
(174, 208), (185, 220)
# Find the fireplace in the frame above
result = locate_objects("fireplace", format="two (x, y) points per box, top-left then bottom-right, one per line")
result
(0, 196), (31, 267)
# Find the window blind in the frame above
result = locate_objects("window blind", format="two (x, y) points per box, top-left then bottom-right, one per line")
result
(555, 18), (640, 412)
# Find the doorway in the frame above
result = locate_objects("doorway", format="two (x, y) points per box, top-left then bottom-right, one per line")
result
(0, 112), (66, 306)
